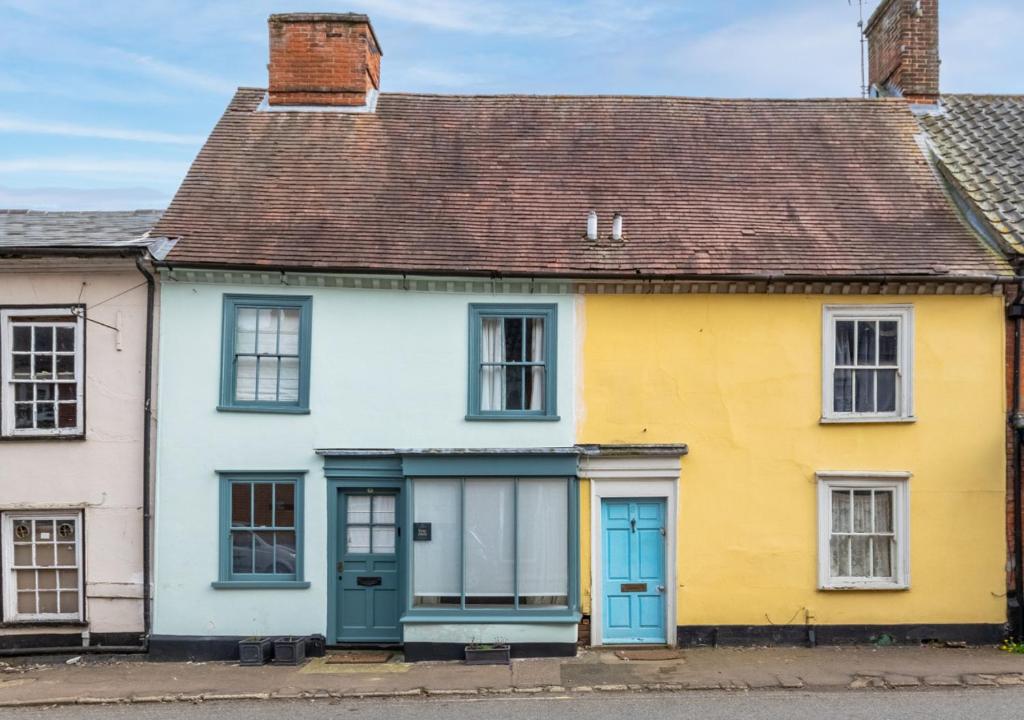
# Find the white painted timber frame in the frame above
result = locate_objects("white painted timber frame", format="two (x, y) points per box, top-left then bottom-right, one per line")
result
(1, 510), (84, 622)
(582, 453), (682, 647)
(0, 307), (85, 437)
(821, 304), (915, 423)
(815, 471), (911, 591)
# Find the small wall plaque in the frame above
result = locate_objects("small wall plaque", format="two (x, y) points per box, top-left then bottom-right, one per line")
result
(413, 522), (432, 541)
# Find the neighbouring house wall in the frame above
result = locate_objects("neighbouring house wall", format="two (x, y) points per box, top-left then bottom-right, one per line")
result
(0, 257), (151, 636)
(579, 293), (1006, 628)
(153, 278), (577, 637)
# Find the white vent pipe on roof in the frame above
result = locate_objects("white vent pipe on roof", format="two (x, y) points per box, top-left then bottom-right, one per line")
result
(586, 210), (598, 241)
(611, 212), (623, 241)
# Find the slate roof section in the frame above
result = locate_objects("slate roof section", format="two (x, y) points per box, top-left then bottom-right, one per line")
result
(153, 89), (1011, 280)
(919, 95), (1024, 256)
(0, 210), (163, 249)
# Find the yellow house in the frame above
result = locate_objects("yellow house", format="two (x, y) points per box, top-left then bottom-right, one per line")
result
(578, 290), (1009, 646)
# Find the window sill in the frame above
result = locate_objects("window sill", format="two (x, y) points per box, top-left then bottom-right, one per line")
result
(0, 620), (87, 628)
(819, 415), (916, 425)
(216, 405), (310, 415)
(211, 580), (311, 590)
(0, 432), (85, 441)
(819, 583), (909, 592)
(465, 414), (561, 422)
(401, 611), (581, 624)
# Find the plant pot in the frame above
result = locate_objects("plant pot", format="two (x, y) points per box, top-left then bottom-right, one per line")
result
(464, 644), (510, 665)
(238, 637), (273, 666)
(273, 636), (307, 666)
(305, 633), (327, 658)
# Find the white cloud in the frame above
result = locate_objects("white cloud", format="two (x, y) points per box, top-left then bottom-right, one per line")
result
(670, 4), (864, 98)
(0, 157), (189, 178)
(100, 47), (238, 95)
(0, 115), (204, 145)
(0, 184), (169, 211)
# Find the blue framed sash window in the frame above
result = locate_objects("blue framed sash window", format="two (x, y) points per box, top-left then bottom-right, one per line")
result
(219, 295), (312, 413)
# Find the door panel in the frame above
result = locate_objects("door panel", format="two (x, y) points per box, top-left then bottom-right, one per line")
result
(336, 490), (402, 643)
(601, 498), (666, 644)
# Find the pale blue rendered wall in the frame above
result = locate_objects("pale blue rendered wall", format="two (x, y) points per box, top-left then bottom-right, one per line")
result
(153, 278), (577, 637)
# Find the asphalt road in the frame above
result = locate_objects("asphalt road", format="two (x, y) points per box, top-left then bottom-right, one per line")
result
(7, 690), (1024, 720)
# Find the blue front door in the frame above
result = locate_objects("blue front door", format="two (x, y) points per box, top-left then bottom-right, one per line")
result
(336, 490), (402, 643)
(601, 498), (666, 644)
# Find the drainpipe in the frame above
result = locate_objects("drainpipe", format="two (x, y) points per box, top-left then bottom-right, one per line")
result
(1009, 277), (1024, 641)
(135, 254), (156, 648)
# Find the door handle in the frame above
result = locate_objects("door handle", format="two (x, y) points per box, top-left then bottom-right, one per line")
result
(336, 561), (344, 574)
(657, 586), (665, 593)
(630, 517), (636, 533)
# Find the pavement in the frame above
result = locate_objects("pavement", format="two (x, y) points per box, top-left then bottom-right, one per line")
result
(7, 690), (1024, 720)
(0, 645), (1023, 708)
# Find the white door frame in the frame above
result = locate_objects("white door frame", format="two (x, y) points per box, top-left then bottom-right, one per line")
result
(583, 453), (681, 647)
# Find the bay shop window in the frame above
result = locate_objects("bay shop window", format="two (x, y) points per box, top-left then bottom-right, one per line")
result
(411, 477), (576, 613)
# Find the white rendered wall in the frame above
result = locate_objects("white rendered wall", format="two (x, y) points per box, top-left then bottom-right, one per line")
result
(0, 258), (151, 635)
(153, 278), (577, 637)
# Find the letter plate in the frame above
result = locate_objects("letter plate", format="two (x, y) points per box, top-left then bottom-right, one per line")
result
(620, 583), (647, 593)
(357, 576), (383, 587)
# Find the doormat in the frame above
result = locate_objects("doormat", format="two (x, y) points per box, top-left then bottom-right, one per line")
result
(614, 649), (683, 661)
(325, 651), (394, 664)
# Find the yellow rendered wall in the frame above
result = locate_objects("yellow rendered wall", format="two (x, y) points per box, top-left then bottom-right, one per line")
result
(578, 294), (1006, 626)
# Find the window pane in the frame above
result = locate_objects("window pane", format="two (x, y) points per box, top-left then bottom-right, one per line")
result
(831, 490), (851, 533)
(856, 321), (876, 365)
(35, 544), (55, 567)
(465, 479), (514, 606)
(59, 591), (79, 614)
(231, 483), (251, 527)
(253, 484), (273, 527)
(525, 366), (545, 412)
(235, 308), (258, 354)
(517, 479), (568, 605)
(279, 309), (300, 355)
(36, 384), (55, 401)
(36, 402), (55, 429)
(56, 543), (75, 566)
(526, 318), (544, 361)
(372, 527), (396, 554)
(853, 490), (872, 532)
(347, 526), (371, 554)
(873, 491), (893, 533)
(347, 495), (371, 525)
(57, 403), (77, 428)
(253, 532), (276, 573)
(504, 366), (524, 410)
(14, 403), (33, 428)
(13, 325), (31, 351)
(256, 357), (279, 402)
(56, 355), (75, 379)
(278, 357), (300, 402)
(33, 326), (53, 351)
(833, 370), (853, 412)
(504, 317), (524, 362)
(877, 369), (897, 413)
(372, 495), (396, 525)
(18, 592), (36, 614)
(275, 531), (297, 574)
(58, 383), (76, 400)
(274, 483), (295, 528)
(830, 535), (849, 577)
(56, 327), (75, 352)
(872, 537), (893, 578)
(413, 479), (461, 604)
(835, 320), (854, 365)
(232, 532), (254, 574)
(235, 356), (257, 401)
(35, 353), (53, 378)
(35, 520), (54, 542)
(37, 569), (57, 589)
(854, 370), (875, 413)
(850, 536), (871, 577)
(257, 309), (278, 353)
(38, 592), (58, 613)
(878, 321), (898, 365)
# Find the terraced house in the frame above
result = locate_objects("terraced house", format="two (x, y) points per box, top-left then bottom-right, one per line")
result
(147, 11), (1012, 660)
(0, 210), (160, 653)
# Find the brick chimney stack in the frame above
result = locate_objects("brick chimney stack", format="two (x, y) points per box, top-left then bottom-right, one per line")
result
(864, 0), (939, 103)
(267, 13), (382, 108)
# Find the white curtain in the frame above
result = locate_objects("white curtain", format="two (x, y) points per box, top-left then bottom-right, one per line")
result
(528, 319), (544, 410)
(517, 478), (567, 604)
(480, 318), (504, 411)
(413, 480), (461, 600)
(464, 479), (514, 598)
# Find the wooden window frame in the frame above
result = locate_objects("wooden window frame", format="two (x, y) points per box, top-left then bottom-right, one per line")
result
(466, 303), (558, 421)
(821, 305), (914, 423)
(218, 295), (313, 414)
(212, 471), (309, 590)
(1, 307), (85, 438)
(1, 511), (84, 622)
(816, 472), (910, 591)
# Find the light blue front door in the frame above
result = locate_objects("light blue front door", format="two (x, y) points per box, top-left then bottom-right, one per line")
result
(601, 498), (666, 644)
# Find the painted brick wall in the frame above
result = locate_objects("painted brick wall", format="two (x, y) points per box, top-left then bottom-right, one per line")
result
(268, 14), (381, 107)
(865, 0), (940, 102)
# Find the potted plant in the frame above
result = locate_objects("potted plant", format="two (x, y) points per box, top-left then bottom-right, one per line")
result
(238, 637), (273, 666)
(464, 639), (510, 665)
(272, 636), (307, 666)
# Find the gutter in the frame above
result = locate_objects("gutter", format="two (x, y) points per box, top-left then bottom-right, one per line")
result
(135, 255), (156, 651)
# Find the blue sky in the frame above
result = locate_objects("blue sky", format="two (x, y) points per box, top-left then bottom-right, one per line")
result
(1, 0), (1021, 210)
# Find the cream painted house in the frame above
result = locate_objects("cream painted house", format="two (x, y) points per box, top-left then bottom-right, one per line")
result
(0, 210), (160, 651)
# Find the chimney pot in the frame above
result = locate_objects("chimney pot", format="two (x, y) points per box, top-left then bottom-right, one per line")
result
(267, 13), (382, 108)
